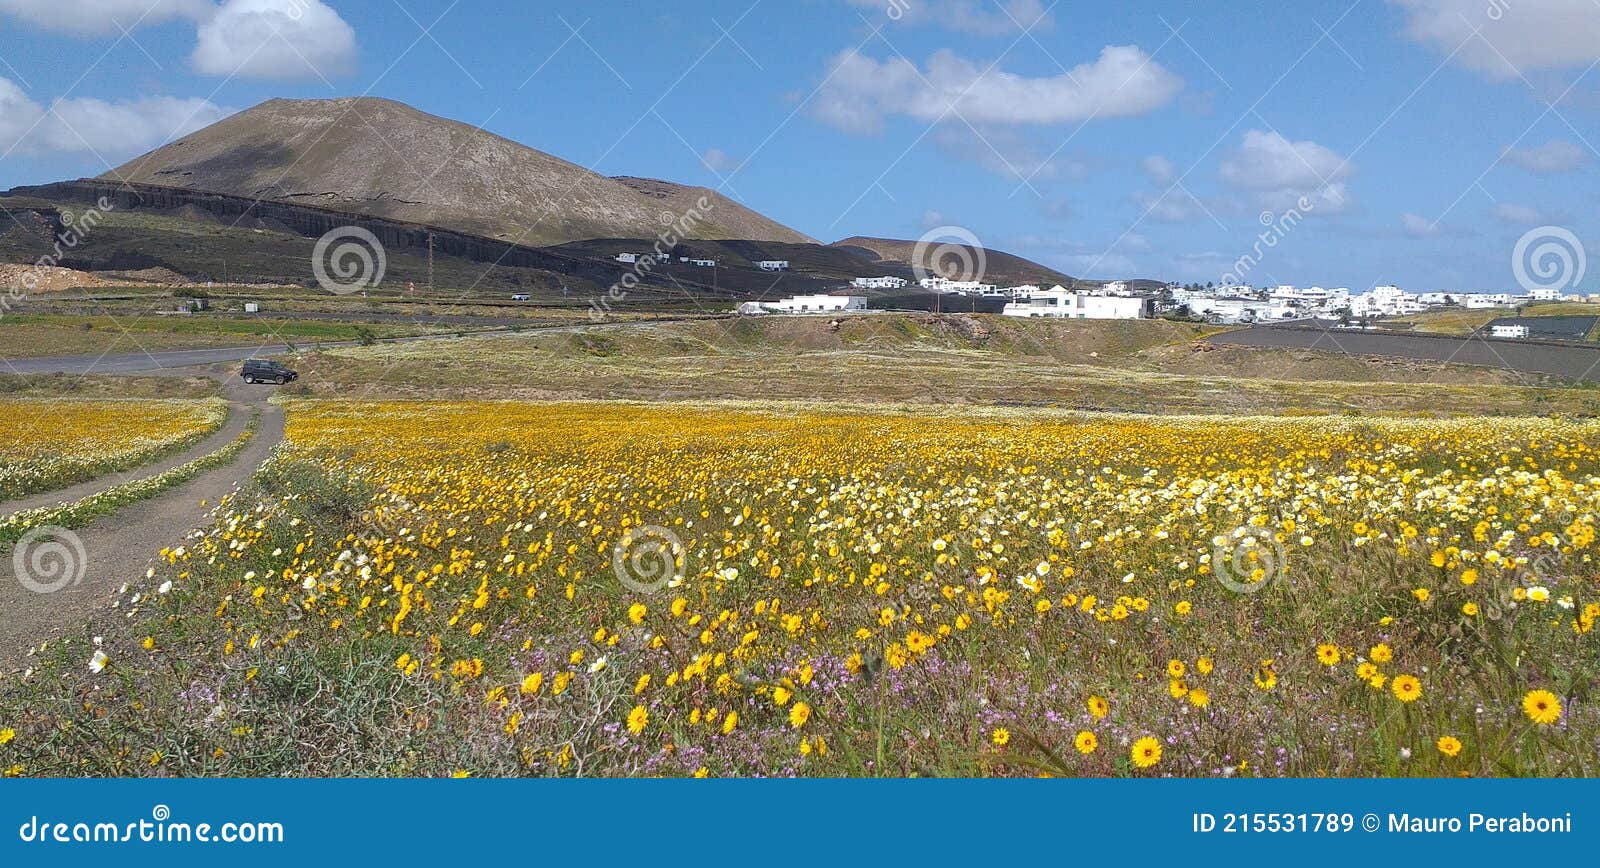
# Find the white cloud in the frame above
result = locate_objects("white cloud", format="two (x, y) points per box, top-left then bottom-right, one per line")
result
(1502, 140), (1588, 173)
(1117, 232), (1152, 253)
(1220, 130), (1355, 214)
(700, 148), (737, 173)
(1140, 154), (1176, 184)
(0, 1), (358, 80)
(844, 0), (1054, 35)
(1221, 130), (1351, 190)
(1401, 212), (1441, 237)
(1135, 186), (1211, 224)
(0, 77), (231, 161)
(933, 125), (1085, 182)
(1391, 0), (1600, 80)
(192, 0), (356, 80)
(813, 45), (1183, 134)
(1295, 183), (1352, 214)
(0, 0), (210, 35)
(1493, 202), (1546, 223)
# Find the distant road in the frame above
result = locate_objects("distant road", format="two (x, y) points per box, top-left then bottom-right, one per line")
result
(1, 316), (700, 376)
(1210, 324), (1600, 383)
(2, 344), (307, 375)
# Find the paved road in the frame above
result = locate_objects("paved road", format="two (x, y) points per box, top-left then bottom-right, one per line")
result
(1210, 324), (1600, 383)
(0, 316), (704, 376)
(2, 344), (309, 375)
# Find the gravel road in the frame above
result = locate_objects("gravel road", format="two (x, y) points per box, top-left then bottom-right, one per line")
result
(0, 376), (286, 668)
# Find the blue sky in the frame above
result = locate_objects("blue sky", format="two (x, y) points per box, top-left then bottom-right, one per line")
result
(1, 0), (1597, 293)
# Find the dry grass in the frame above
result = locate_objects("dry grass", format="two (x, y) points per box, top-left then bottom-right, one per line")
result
(1390, 302), (1600, 337)
(290, 314), (1600, 417)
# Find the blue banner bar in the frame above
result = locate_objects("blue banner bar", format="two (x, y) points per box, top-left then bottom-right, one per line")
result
(2, 779), (1596, 864)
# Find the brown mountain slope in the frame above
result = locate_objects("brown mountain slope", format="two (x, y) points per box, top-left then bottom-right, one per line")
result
(831, 235), (1076, 287)
(612, 177), (815, 244)
(102, 97), (810, 247)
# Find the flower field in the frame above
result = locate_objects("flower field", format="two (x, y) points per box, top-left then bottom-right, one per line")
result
(0, 398), (227, 501)
(3, 400), (1597, 777)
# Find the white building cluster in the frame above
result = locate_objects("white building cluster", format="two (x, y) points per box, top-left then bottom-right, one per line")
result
(850, 276), (909, 289)
(1001, 287), (1150, 320)
(615, 251), (719, 267)
(1171, 281), (1591, 324)
(615, 252), (671, 265)
(840, 277), (1155, 320)
(737, 295), (868, 315)
(917, 276), (1001, 295)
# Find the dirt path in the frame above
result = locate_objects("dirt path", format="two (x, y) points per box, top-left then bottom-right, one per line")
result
(0, 397), (245, 517)
(0, 376), (287, 668)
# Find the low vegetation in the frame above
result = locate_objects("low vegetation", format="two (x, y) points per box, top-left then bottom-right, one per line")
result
(0, 413), (258, 550)
(1384, 301), (1600, 338)
(1, 402), (1594, 777)
(0, 398), (226, 501)
(0, 313), (479, 359)
(297, 315), (1599, 416)
(0, 373), (220, 400)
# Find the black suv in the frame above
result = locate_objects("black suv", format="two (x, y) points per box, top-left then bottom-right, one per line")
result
(241, 359), (298, 385)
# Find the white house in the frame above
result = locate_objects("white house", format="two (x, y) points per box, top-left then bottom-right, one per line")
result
(919, 277), (998, 294)
(1349, 285), (1425, 317)
(1002, 288), (1148, 320)
(1187, 297), (1253, 322)
(616, 253), (639, 264)
(1528, 288), (1565, 301)
(1463, 293), (1515, 308)
(1263, 285), (1347, 317)
(1418, 292), (1457, 306)
(756, 260), (790, 272)
(1490, 324), (1530, 339)
(766, 295), (868, 313)
(851, 276), (908, 289)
